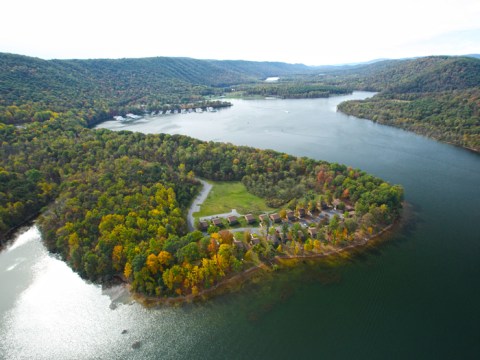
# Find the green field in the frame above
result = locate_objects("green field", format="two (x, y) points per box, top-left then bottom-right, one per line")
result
(194, 181), (274, 218)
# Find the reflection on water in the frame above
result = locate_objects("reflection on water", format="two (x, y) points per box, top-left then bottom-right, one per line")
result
(1, 92), (479, 359)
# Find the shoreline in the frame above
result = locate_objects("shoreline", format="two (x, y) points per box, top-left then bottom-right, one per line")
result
(337, 107), (480, 154)
(131, 212), (404, 307)
(0, 214), (39, 249)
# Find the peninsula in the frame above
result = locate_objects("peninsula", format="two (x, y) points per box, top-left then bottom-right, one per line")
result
(0, 52), (422, 301)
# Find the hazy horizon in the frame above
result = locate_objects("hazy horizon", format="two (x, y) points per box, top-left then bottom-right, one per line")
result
(1, 0), (479, 66)
(2, 50), (479, 68)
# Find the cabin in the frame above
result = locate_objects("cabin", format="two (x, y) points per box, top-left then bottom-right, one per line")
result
(286, 210), (295, 221)
(259, 214), (268, 223)
(346, 205), (355, 212)
(233, 238), (245, 250)
(297, 208), (306, 218)
(250, 234), (260, 245)
(244, 214), (255, 224)
(308, 228), (318, 239)
(212, 218), (223, 227)
(198, 221), (209, 231)
(227, 215), (238, 226)
(270, 213), (281, 223)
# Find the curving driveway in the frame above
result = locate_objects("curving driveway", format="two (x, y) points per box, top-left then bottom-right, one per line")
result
(187, 179), (213, 231)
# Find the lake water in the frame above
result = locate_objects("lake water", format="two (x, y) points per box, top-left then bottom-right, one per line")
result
(1, 92), (479, 359)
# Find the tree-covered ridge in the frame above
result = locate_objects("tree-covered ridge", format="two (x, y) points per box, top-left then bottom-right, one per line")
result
(384, 57), (480, 94)
(336, 56), (480, 151)
(0, 53), (318, 127)
(338, 89), (480, 151)
(321, 56), (480, 92)
(0, 114), (402, 296)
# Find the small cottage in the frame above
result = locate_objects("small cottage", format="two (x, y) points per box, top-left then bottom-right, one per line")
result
(233, 238), (245, 250)
(269, 213), (281, 223)
(198, 221), (209, 231)
(244, 214), (256, 224)
(227, 215), (238, 226)
(286, 210), (295, 221)
(212, 218), (223, 227)
(250, 234), (260, 245)
(259, 214), (268, 223)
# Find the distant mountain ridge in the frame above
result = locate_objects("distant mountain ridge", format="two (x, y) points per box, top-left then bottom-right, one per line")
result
(2, 53), (478, 105)
(0, 52), (312, 91)
(323, 55), (480, 92)
(1, 52), (478, 151)
(0, 52), (316, 115)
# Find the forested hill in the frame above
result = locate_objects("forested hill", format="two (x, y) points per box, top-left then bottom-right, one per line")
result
(336, 56), (480, 152)
(1, 53), (478, 151)
(207, 60), (312, 79)
(326, 56), (480, 92)
(59, 57), (312, 87)
(0, 53), (312, 89)
(0, 53), (314, 125)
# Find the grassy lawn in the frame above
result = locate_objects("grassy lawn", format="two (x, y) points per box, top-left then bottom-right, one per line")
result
(194, 181), (274, 218)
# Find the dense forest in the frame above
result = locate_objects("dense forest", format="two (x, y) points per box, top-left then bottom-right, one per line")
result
(2, 53), (477, 151)
(0, 53), (315, 127)
(0, 50), (404, 296)
(0, 114), (403, 296)
(335, 56), (480, 151)
(232, 82), (352, 99)
(4, 52), (476, 298)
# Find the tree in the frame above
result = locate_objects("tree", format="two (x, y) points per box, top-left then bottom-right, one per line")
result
(146, 253), (160, 274)
(329, 214), (340, 231)
(112, 245), (124, 271)
(176, 242), (200, 263)
(84, 252), (99, 279)
(158, 250), (172, 269)
(218, 230), (233, 245)
(132, 254), (147, 273)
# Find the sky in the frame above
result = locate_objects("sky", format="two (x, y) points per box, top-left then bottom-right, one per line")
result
(1, 0), (479, 65)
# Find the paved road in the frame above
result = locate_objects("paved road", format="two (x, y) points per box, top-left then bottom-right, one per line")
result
(199, 209), (241, 221)
(187, 179), (212, 231)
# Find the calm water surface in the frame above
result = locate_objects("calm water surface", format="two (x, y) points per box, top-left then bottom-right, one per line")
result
(1, 92), (479, 359)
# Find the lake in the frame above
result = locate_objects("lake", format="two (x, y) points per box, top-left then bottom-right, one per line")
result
(1, 92), (479, 359)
